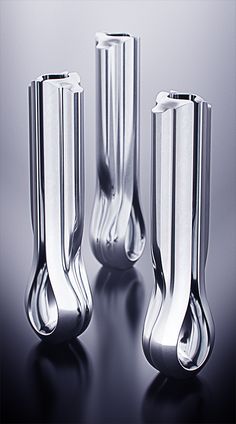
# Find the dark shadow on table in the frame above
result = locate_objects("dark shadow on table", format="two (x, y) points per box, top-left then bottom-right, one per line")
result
(142, 373), (210, 423)
(92, 265), (145, 423)
(26, 339), (92, 423)
(95, 265), (144, 335)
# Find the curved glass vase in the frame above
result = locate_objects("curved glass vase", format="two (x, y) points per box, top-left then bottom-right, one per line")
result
(25, 72), (92, 343)
(90, 33), (146, 270)
(143, 91), (215, 378)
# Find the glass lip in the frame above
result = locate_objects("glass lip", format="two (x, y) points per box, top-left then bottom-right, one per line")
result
(40, 72), (69, 81)
(105, 32), (130, 37)
(168, 93), (196, 102)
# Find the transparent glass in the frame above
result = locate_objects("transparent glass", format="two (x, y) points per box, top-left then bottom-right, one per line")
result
(143, 91), (215, 378)
(25, 72), (92, 343)
(90, 33), (146, 270)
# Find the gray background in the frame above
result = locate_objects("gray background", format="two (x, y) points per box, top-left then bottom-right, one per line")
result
(1, 1), (236, 423)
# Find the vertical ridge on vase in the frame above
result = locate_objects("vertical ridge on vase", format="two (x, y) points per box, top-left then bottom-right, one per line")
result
(26, 73), (92, 343)
(143, 91), (214, 378)
(90, 33), (146, 269)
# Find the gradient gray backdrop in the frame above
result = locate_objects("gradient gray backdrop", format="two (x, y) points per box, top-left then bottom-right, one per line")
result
(1, 1), (236, 423)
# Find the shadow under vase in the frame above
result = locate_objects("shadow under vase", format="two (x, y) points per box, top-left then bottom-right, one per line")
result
(26, 339), (92, 423)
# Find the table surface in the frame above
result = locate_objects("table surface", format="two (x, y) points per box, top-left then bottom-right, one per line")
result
(2, 243), (236, 423)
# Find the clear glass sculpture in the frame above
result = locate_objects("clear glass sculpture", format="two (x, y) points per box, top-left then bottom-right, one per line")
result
(90, 33), (146, 269)
(143, 92), (215, 378)
(25, 72), (92, 343)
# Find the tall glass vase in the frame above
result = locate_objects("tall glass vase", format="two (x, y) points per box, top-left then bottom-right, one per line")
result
(26, 72), (92, 343)
(143, 91), (214, 378)
(90, 33), (146, 270)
